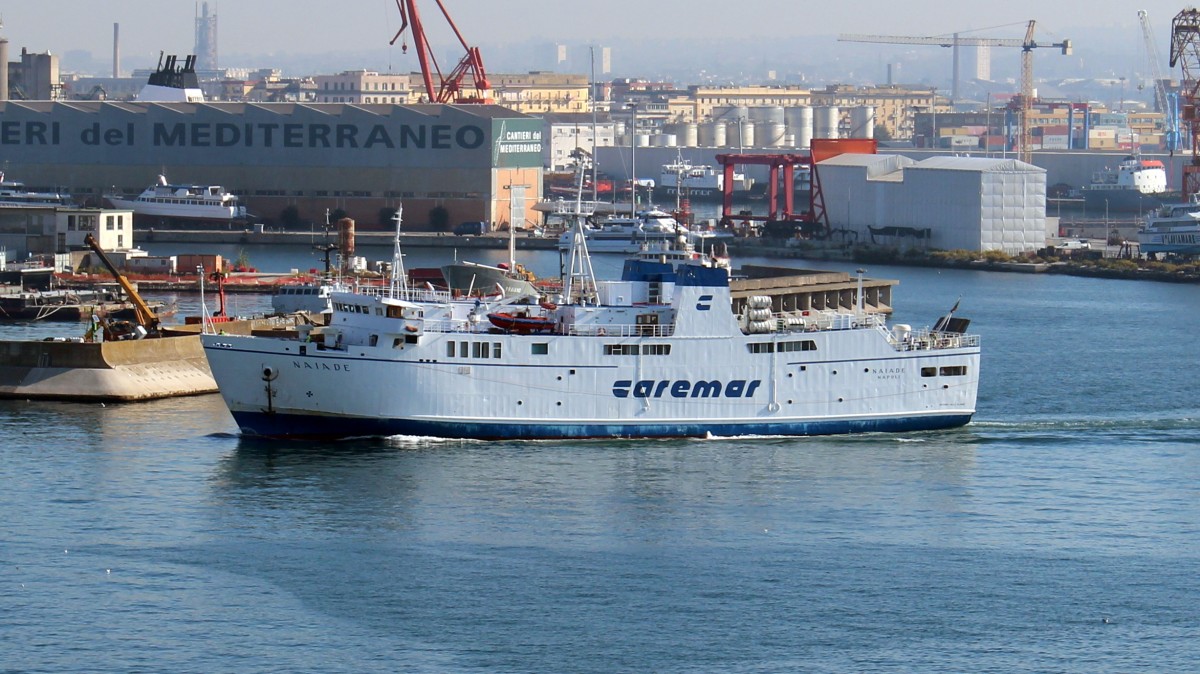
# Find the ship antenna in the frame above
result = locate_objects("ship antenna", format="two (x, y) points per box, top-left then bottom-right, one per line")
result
(389, 205), (407, 298)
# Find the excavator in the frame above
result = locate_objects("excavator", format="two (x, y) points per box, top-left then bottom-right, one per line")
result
(83, 233), (161, 340)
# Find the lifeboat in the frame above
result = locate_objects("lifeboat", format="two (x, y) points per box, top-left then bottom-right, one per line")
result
(487, 312), (555, 333)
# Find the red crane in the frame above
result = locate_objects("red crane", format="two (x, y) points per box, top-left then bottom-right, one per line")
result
(1171, 8), (1200, 197)
(389, 0), (492, 104)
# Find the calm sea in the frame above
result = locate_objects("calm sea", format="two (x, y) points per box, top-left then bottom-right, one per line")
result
(3, 251), (1198, 672)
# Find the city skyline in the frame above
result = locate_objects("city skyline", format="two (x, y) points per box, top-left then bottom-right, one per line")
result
(0, 1), (1185, 70)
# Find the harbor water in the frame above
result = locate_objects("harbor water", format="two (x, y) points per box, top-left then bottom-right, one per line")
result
(3, 252), (1199, 672)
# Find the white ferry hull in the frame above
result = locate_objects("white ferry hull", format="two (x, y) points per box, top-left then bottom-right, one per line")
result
(107, 196), (244, 222)
(203, 328), (979, 441)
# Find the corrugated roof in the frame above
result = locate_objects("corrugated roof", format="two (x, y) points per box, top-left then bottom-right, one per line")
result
(912, 156), (1043, 173)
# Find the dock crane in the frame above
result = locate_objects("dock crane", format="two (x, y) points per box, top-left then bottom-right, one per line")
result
(839, 21), (1072, 163)
(84, 233), (160, 338)
(1139, 10), (1180, 154)
(389, 0), (491, 104)
(1170, 8), (1200, 197)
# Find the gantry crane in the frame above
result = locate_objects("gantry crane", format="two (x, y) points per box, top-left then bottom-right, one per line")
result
(1170, 8), (1200, 197)
(389, 0), (491, 104)
(840, 21), (1072, 163)
(1139, 10), (1179, 153)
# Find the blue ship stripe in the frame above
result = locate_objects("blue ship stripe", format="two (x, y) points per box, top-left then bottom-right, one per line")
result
(228, 412), (975, 441)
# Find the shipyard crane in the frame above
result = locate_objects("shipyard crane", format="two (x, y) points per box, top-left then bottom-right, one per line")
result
(1170, 8), (1200, 197)
(389, 0), (491, 104)
(839, 21), (1072, 163)
(1139, 10), (1179, 153)
(84, 233), (160, 338)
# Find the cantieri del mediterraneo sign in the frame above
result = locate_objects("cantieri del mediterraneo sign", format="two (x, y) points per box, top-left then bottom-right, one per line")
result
(0, 104), (543, 168)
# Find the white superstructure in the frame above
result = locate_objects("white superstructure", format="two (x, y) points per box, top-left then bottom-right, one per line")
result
(556, 209), (685, 254)
(1137, 194), (1200, 256)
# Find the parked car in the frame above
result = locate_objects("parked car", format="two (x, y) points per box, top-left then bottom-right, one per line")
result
(454, 221), (488, 236)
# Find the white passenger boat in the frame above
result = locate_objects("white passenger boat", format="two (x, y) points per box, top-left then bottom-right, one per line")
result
(202, 200), (981, 441)
(1137, 193), (1200, 256)
(0, 173), (73, 208)
(659, 158), (751, 201)
(105, 175), (247, 223)
(556, 208), (685, 254)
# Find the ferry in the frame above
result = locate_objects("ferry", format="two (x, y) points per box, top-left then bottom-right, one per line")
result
(556, 208), (685, 254)
(105, 175), (248, 224)
(1137, 193), (1200, 256)
(201, 204), (980, 441)
(0, 173), (73, 208)
(659, 158), (752, 201)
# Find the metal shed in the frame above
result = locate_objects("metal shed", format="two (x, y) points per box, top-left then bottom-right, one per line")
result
(817, 154), (1048, 254)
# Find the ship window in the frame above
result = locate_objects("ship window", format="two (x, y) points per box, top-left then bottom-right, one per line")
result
(493, 343), (502, 359)
(641, 344), (671, 355)
(940, 366), (967, 377)
(748, 343), (774, 354)
(369, 335), (379, 347)
(921, 367), (937, 377)
(473, 342), (487, 358)
(604, 344), (638, 356)
(459, 342), (468, 358)
(532, 343), (548, 355)
(778, 340), (817, 352)
(447, 341), (456, 357)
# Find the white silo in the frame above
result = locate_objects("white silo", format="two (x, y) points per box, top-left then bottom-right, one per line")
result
(749, 105), (785, 126)
(635, 133), (652, 147)
(739, 120), (755, 148)
(713, 104), (749, 125)
(849, 106), (875, 140)
(814, 106), (840, 139)
(786, 106), (814, 148)
(699, 121), (727, 147)
(760, 122), (786, 147)
(681, 122), (698, 147)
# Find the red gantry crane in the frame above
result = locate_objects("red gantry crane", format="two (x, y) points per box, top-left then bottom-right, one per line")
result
(389, 0), (492, 104)
(1170, 8), (1200, 197)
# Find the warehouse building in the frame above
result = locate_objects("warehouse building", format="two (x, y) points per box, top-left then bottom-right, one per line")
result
(0, 102), (543, 232)
(816, 154), (1049, 255)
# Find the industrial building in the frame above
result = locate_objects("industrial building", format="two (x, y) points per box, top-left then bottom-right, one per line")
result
(0, 101), (544, 231)
(815, 154), (1049, 255)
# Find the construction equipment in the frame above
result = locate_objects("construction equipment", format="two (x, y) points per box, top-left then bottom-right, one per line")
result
(84, 233), (160, 337)
(840, 21), (1071, 163)
(389, 0), (491, 104)
(1171, 8), (1200, 197)
(1139, 10), (1179, 153)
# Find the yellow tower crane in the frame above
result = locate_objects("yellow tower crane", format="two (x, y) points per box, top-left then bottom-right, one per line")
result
(839, 21), (1072, 163)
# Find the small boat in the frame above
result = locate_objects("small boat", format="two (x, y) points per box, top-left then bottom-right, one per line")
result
(556, 208), (685, 254)
(441, 261), (538, 298)
(486, 311), (555, 333)
(105, 174), (247, 224)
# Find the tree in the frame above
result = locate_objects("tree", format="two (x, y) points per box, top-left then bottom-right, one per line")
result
(378, 207), (398, 228)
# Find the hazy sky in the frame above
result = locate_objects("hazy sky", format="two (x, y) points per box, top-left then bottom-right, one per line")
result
(1, 0), (1187, 66)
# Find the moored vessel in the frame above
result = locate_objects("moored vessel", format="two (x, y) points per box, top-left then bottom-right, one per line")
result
(1137, 193), (1200, 256)
(1082, 155), (1171, 214)
(105, 175), (247, 225)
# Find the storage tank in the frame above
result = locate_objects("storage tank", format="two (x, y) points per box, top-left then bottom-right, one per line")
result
(786, 106), (814, 148)
(664, 123), (698, 147)
(849, 106), (875, 140)
(814, 106), (840, 139)
(713, 104), (749, 125)
(698, 121), (727, 147)
(739, 120), (755, 148)
(749, 105), (785, 126)
(652, 133), (677, 147)
(760, 122), (786, 147)
(635, 133), (652, 147)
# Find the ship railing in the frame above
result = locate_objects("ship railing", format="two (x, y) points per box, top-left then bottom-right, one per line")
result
(768, 310), (886, 334)
(568, 323), (675, 338)
(545, 199), (602, 217)
(889, 328), (981, 352)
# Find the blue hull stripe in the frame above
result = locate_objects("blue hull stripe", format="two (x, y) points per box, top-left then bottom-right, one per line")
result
(228, 412), (975, 441)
